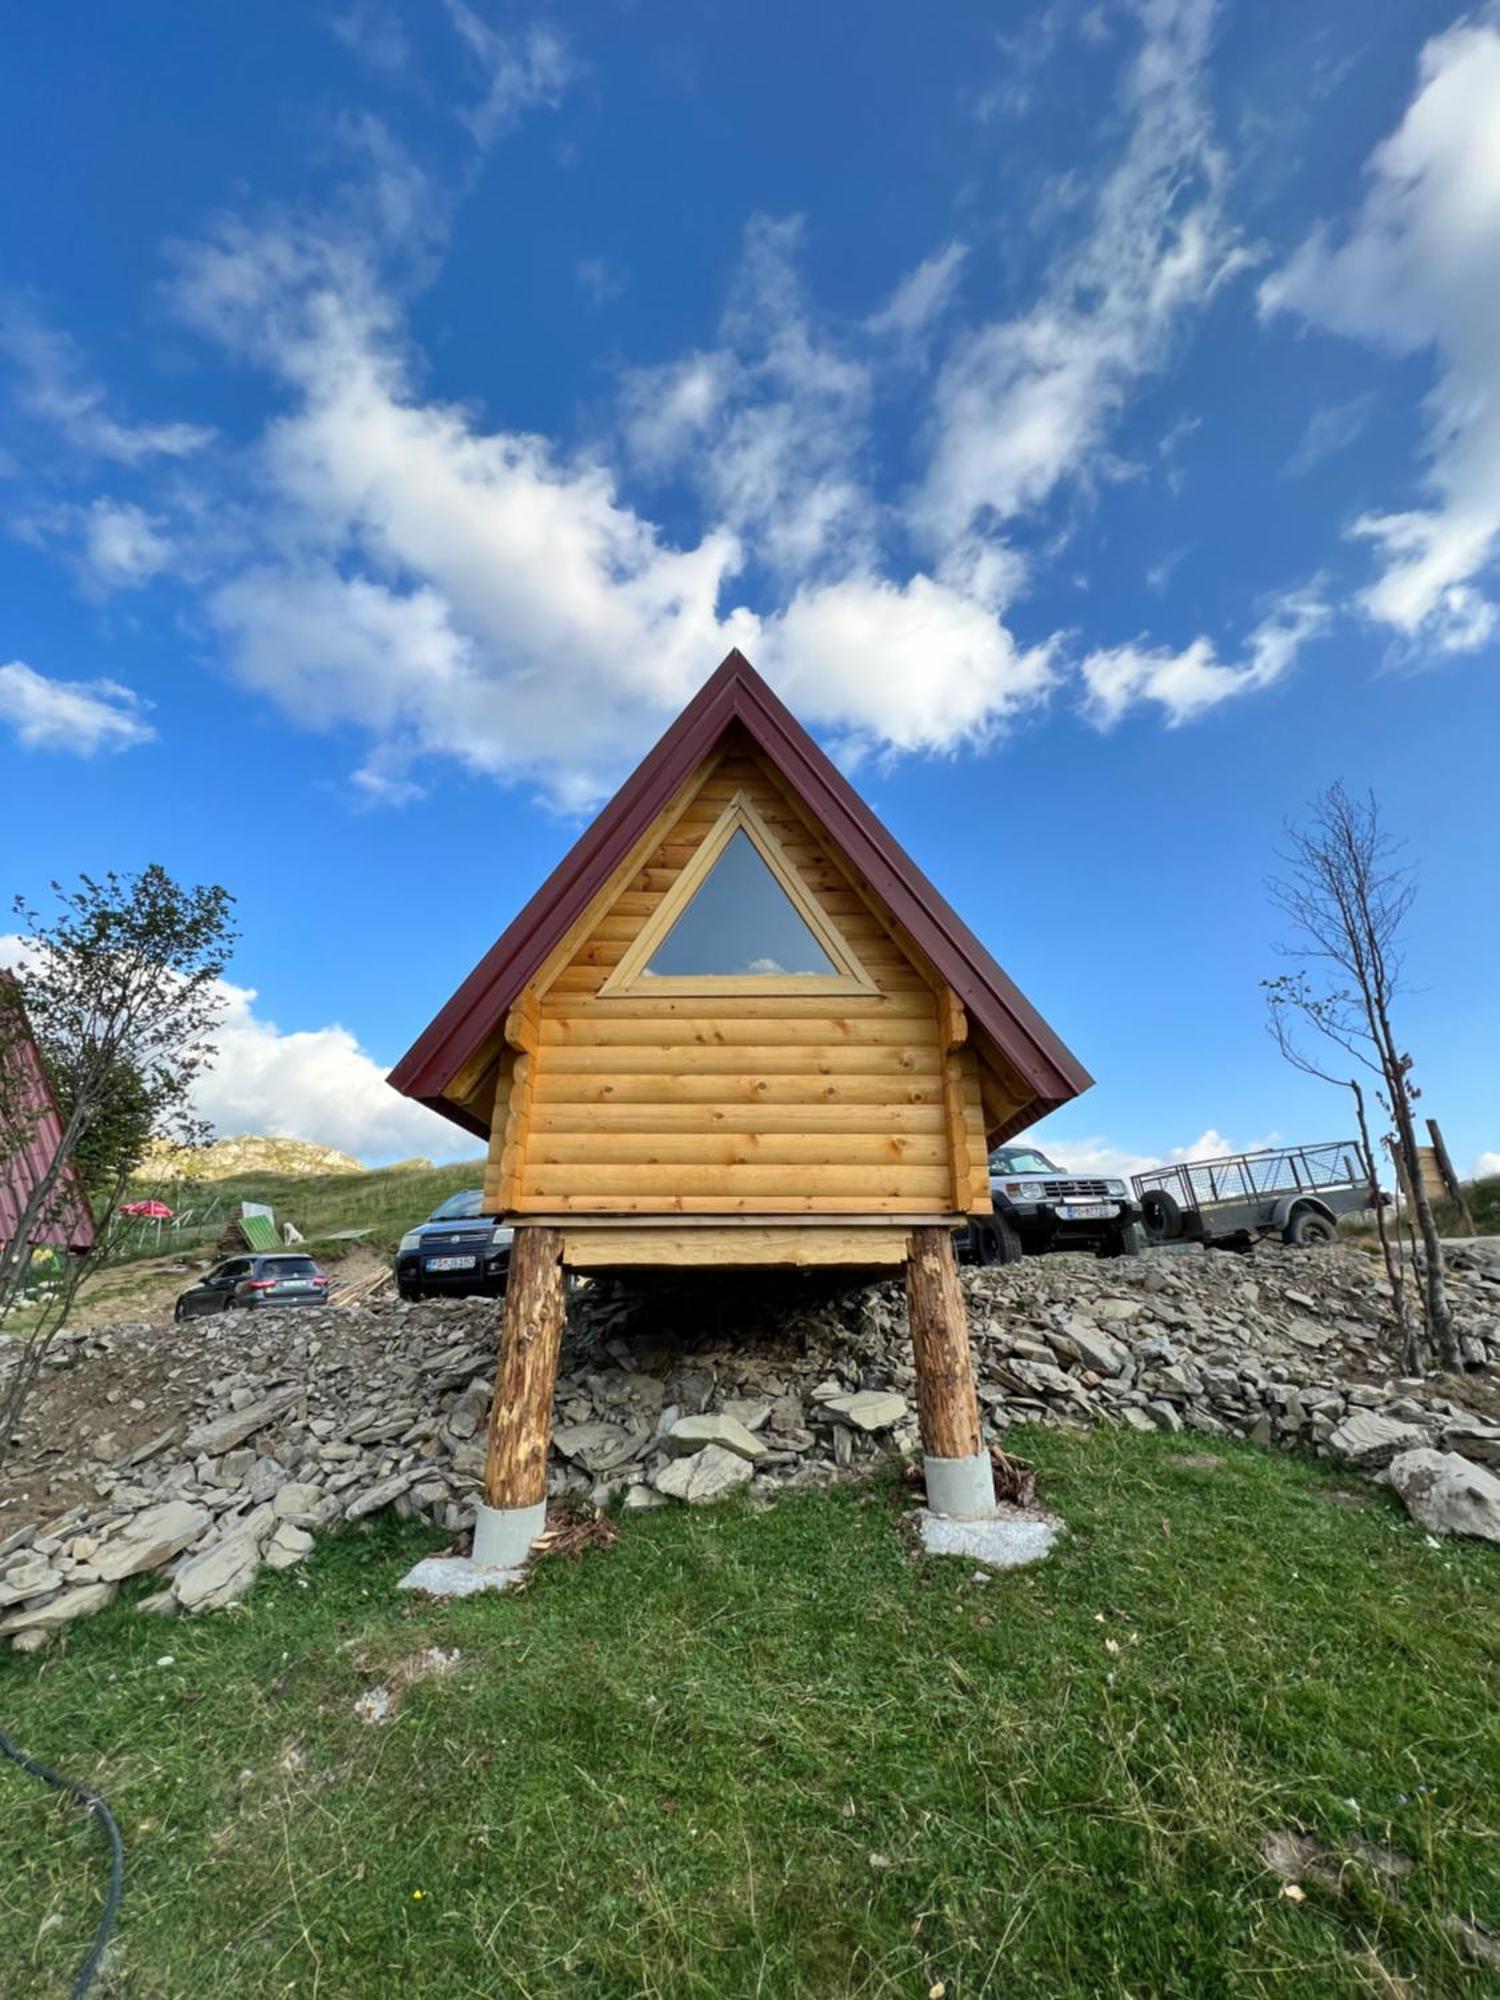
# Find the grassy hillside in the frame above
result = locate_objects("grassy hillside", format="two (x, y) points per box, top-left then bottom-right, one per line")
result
(3, 1429), (1497, 1997)
(115, 1156), (488, 1263)
(1434, 1173), (1500, 1237)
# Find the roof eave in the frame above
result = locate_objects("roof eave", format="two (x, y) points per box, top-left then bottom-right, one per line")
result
(389, 650), (1092, 1135)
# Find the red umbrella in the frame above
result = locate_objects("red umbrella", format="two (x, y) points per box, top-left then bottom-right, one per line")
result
(121, 1200), (175, 1219)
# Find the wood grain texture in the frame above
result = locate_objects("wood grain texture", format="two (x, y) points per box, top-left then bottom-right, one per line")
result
(562, 1225), (911, 1268)
(484, 1225), (565, 1510)
(516, 1192), (959, 1215)
(905, 1225), (983, 1460)
(520, 1163), (949, 1198)
(511, 746), (988, 1220)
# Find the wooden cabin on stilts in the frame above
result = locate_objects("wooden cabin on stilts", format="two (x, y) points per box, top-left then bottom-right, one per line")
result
(389, 651), (1091, 1582)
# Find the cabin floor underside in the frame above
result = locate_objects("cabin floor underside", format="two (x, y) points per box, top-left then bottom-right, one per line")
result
(553, 1219), (957, 1269)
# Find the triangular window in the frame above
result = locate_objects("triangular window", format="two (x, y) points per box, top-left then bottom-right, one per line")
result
(600, 790), (877, 996)
(644, 829), (837, 977)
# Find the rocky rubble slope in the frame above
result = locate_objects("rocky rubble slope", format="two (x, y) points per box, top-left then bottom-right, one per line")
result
(3, 1240), (1498, 1650)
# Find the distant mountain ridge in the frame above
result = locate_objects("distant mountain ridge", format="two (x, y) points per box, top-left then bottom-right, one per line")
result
(143, 1134), (379, 1181)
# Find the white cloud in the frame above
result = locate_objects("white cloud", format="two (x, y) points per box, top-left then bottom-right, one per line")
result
(330, 0), (410, 75)
(621, 215), (876, 581)
(619, 351), (735, 472)
(1079, 582), (1330, 727)
(575, 256), (625, 307)
(196, 977), (470, 1164)
(1261, 20), (1500, 653)
(1475, 1150), (1500, 1181)
(80, 498), (174, 592)
(867, 243), (969, 344)
(0, 659), (155, 754)
(0, 309), (213, 463)
(442, 3), (573, 148)
(1027, 1125), (1278, 1182)
(1282, 392), (1377, 479)
(916, 0), (1248, 553)
(0, 935), (463, 1165)
(766, 572), (1055, 760)
(160, 208), (1058, 805)
(7, 9), (1338, 808)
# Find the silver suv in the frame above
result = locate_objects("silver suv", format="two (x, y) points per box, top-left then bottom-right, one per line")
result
(961, 1145), (1145, 1264)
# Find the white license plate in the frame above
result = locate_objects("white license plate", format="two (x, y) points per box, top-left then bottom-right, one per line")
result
(1059, 1204), (1113, 1220)
(426, 1255), (477, 1272)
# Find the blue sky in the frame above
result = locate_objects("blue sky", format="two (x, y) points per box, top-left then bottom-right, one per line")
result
(1, 0), (1496, 1179)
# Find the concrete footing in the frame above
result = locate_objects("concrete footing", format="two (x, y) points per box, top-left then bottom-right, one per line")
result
(396, 1499), (547, 1600)
(472, 1498), (547, 1568)
(923, 1450), (998, 1520)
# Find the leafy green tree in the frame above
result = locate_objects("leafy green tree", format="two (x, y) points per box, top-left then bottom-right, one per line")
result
(0, 866), (237, 1470)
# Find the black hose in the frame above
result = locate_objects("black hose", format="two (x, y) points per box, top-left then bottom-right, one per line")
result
(0, 1727), (124, 1998)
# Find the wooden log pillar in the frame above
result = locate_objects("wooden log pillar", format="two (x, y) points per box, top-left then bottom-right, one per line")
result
(475, 1225), (565, 1566)
(905, 1225), (995, 1518)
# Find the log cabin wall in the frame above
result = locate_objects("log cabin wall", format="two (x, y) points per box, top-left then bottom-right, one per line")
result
(483, 730), (995, 1217)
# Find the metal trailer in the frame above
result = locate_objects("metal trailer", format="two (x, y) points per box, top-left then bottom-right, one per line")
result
(1132, 1140), (1373, 1250)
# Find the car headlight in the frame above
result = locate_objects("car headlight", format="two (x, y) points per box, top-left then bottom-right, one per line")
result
(491, 1224), (514, 1247)
(398, 1230), (421, 1255)
(1004, 1182), (1045, 1201)
(1106, 1180), (1126, 1197)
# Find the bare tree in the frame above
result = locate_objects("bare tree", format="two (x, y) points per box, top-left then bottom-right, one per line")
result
(1265, 783), (1457, 1370)
(0, 867), (237, 1471)
(1263, 1001), (1414, 1369)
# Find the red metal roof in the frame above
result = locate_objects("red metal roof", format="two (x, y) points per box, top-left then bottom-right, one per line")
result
(388, 650), (1093, 1141)
(0, 969), (96, 1254)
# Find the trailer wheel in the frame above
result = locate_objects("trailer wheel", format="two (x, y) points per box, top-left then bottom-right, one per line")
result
(1284, 1206), (1336, 1247)
(971, 1215), (1024, 1266)
(1140, 1189), (1183, 1242)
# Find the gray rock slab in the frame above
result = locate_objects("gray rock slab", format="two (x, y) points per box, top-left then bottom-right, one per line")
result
(1328, 1408), (1429, 1469)
(94, 1501), (210, 1582)
(397, 1555), (527, 1598)
(721, 1396), (774, 1433)
(0, 1554), (62, 1606)
(184, 1387), (300, 1457)
(666, 1413), (766, 1461)
(264, 1521), (314, 1571)
(0, 1580), (118, 1636)
(1062, 1322), (1128, 1377)
(551, 1421), (642, 1474)
(917, 1507), (1062, 1570)
(272, 1482), (332, 1528)
(344, 1469), (419, 1523)
(1443, 1421), (1500, 1468)
(823, 1391), (908, 1433)
(172, 1530), (263, 1613)
(654, 1443), (754, 1503)
(1386, 1449), (1500, 1544)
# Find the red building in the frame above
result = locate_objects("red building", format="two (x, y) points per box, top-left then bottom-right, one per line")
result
(0, 969), (95, 1257)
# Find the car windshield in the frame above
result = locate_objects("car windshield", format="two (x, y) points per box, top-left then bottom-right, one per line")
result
(428, 1188), (486, 1222)
(989, 1147), (1061, 1176)
(259, 1256), (319, 1276)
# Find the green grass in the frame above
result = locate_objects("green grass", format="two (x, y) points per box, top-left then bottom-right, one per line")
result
(4, 1428), (1499, 1998)
(1435, 1174), (1500, 1238)
(110, 1157), (488, 1265)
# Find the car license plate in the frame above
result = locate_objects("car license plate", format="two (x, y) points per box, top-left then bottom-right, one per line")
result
(426, 1255), (477, 1272)
(1059, 1203), (1113, 1220)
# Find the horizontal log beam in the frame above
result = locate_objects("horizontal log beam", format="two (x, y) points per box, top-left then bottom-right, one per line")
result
(562, 1225), (912, 1268)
